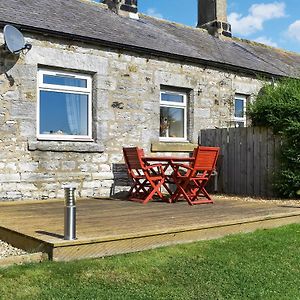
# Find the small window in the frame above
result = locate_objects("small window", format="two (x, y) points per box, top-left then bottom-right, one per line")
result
(234, 94), (247, 127)
(37, 69), (92, 141)
(160, 90), (187, 142)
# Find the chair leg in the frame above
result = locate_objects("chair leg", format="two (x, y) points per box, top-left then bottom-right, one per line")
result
(190, 184), (214, 204)
(130, 178), (165, 204)
(172, 181), (194, 205)
(141, 179), (165, 204)
(173, 178), (214, 205)
(130, 178), (150, 198)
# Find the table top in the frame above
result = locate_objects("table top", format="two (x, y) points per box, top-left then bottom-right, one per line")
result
(142, 156), (194, 162)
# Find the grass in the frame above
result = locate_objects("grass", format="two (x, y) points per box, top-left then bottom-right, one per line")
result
(1, 224), (300, 300)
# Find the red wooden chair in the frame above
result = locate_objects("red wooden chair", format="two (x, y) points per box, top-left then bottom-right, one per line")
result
(172, 146), (220, 205)
(123, 147), (166, 204)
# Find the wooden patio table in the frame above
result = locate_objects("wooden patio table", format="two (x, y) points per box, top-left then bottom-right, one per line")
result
(142, 156), (194, 202)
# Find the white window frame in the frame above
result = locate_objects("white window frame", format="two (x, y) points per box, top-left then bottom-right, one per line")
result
(159, 90), (188, 142)
(37, 69), (92, 141)
(234, 94), (247, 127)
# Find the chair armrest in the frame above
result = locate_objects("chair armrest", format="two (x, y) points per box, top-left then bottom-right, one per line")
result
(144, 164), (164, 175)
(172, 163), (193, 178)
(173, 163), (193, 172)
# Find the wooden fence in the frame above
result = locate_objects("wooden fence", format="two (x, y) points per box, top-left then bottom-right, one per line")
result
(199, 127), (282, 197)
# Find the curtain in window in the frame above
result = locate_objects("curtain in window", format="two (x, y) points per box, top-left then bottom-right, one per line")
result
(66, 94), (86, 135)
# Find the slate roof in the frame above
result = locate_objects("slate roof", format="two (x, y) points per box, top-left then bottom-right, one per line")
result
(0, 0), (299, 77)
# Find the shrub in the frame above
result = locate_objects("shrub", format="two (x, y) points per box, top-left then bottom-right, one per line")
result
(248, 78), (300, 198)
(248, 78), (300, 133)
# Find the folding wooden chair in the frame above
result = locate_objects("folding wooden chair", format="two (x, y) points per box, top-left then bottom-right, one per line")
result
(172, 146), (220, 205)
(123, 147), (166, 204)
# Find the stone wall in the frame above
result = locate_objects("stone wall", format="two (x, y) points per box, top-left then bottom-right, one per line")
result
(0, 31), (263, 201)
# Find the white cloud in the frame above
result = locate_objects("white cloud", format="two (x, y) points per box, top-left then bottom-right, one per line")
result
(146, 8), (163, 19)
(228, 2), (286, 36)
(287, 20), (300, 43)
(254, 36), (278, 47)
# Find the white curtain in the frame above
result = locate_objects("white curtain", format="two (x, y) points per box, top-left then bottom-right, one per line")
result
(66, 94), (87, 135)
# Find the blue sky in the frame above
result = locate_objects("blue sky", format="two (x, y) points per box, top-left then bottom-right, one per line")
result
(138, 0), (300, 53)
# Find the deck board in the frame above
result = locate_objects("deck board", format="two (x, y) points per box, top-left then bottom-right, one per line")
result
(1, 197), (300, 261)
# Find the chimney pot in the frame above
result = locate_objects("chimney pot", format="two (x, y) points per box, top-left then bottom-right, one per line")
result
(103, 0), (139, 19)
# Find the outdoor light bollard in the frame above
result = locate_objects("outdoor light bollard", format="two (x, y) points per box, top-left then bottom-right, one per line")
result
(64, 187), (76, 240)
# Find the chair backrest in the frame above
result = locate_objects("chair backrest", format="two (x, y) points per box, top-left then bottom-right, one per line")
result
(192, 146), (220, 172)
(123, 147), (145, 173)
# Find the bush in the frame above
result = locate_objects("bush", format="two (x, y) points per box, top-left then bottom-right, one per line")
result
(248, 78), (300, 198)
(275, 121), (300, 198)
(248, 79), (300, 133)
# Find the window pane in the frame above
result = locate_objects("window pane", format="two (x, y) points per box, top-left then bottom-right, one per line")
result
(43, 75), (87, 88)
(235, 99), (244, 118)
(160, 107), (184, 138)
(161, 93), (184, 103)
(40, 91), (88, 136)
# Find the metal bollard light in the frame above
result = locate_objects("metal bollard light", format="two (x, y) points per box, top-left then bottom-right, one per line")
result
(64, 187), (76, 240)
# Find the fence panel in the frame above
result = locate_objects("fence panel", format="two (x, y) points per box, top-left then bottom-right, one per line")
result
(200, 127), (280, 197)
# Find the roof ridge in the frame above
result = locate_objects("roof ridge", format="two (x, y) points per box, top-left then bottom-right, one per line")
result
(230, 36), (300, 57)
(140, 13), (207, 34)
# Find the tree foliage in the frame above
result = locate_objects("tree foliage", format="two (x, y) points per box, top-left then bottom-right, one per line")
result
(248, 78), (300, 198)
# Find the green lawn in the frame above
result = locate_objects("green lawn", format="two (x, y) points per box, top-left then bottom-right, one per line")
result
(1, 224), (300, 300)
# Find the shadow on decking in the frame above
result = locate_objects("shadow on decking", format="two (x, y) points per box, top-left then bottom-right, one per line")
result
(35, 231), (64, 239)
(110, 163), (131, 199)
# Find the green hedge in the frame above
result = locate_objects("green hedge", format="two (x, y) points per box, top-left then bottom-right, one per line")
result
(248, 78), (300, 198)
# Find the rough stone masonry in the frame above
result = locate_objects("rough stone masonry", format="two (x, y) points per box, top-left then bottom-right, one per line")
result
(0, 30), (263, 201)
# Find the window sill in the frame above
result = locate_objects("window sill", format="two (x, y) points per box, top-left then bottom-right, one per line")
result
(28, 139), (104, 153)
(151, 142), (197, 153)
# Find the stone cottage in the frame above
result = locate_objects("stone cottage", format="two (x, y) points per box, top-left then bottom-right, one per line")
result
(0, 0), (299, 201)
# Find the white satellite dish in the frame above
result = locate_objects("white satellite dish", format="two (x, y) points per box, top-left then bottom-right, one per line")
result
(3, 25), (32, 55)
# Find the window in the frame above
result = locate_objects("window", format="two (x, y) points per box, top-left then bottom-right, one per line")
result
(160, 90), (187, 142)
(37, 69), (92, 141)
(234, 94), (247, 127)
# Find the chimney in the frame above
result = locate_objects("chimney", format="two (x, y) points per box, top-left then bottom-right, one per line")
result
(102, 0), (139, 19)
(197, 0), (231, 37)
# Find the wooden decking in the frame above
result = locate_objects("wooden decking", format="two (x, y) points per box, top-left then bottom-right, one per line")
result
(1, 197), (300, 261)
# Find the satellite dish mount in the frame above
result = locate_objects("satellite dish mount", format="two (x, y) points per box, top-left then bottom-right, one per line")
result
(3, 25), (32, 55)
